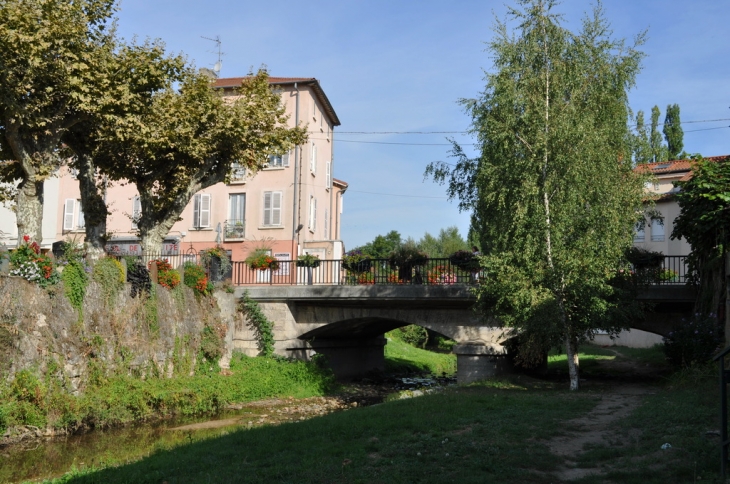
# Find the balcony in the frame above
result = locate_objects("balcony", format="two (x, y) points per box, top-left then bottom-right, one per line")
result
(224, 220), (245, 241)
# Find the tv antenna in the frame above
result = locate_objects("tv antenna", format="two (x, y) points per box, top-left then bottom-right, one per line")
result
(201, 35), (224, 75)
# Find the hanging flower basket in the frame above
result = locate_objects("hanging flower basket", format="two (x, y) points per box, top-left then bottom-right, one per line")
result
(449, 250), (480, 272)
(296, 253), (321, 268)
(246, 250), (280, 271)
(342, 250), (371, 273)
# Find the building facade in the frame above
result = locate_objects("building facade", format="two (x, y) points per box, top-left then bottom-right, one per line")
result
(1, 77), (348, 265)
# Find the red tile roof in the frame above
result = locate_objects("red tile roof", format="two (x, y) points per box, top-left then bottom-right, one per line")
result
(333, 178), (348, 188)
(212, 76), (341, 126)
(634, 155), (729, 176)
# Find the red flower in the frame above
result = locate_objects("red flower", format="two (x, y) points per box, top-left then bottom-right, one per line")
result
(23, 235), (30, 242)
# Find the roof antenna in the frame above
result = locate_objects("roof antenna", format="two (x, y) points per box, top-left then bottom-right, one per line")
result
(201, 35), (224, 76)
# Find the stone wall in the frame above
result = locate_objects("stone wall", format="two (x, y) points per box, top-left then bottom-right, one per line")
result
(0, 276), (223, 393)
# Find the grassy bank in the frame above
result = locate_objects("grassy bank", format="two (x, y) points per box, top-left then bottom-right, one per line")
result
(0, 354), (335, 437)
(38, 345), (723, 484)
(384, 336), (457, 376)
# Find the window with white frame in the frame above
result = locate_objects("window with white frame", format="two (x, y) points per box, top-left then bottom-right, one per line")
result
(227, 194), (246, 238)
(633, 222), (645, 242)
(193, 193), (212, 229)
(324, 209), (329, 240)
(308, 196), (317, 232)
(310, 143), (317, 174)
(263, 191), (282, 226)
(651, 218), (665, 241)
(63, 199), (84, 231)
(267, 151), (289, 168)
(131, 196), (142, 230)
(230, 162), (247, 183)
(325, 161), (331, 190)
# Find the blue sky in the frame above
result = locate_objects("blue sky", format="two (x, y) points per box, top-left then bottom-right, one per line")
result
(115, 0), (729, 248)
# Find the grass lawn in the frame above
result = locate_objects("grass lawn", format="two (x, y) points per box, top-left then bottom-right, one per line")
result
(38, 344), (723, 484)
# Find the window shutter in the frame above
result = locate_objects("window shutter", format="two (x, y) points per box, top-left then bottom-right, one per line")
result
(283, 151), (290, 167)
(326, 161), (331, 189)
(63, 199), (75, 231)
(324, 209), (329, 240)
(272, 192), (282, 226)
(199, 194), (211, 228)
(193, 194), (200, 228)
(132, 196), (141, 229)
(263, 192), (272, 226)
(310, 144), (317, 173)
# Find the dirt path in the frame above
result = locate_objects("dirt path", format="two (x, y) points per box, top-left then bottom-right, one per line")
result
(545, 347), (662, 481)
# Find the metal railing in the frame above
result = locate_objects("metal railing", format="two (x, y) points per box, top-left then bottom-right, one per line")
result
(105, 251), (690, 288)
(223, 220), (245, 241)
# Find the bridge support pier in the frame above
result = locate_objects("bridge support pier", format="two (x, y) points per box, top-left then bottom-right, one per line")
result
(306, 337), (387, 380)
(453, 343), (511, 384)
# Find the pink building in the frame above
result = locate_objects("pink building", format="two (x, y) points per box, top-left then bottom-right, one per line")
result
(52, 76), (347, 264)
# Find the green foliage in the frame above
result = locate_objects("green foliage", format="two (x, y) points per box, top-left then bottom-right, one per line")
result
(631, 110), (653, 164)
(196, 323), (227, 375)
(200, 246), (232, 280)
(650, 105), (668, 163)
(245, 250), (279, 271)
(354, 230), (402, 259)
(237, 291), (275, 357)
(388, 325), (429, 349)
(92, 257), (125, 306)
(157, 268), (181, 289)
(9, 237), (60, 288)
(384, 336), (456, 375)
(61, 260), (89, 316)
(662, 103), (684, 159)
(672, 155), (730, 315)
(342, 250), (372, 273)
(426, 1), (646, 390)
(663, 314), (722, 368)
(296, 253), (321, 268)
(416, 226), (469, 258)
(11, 369), (46, 405)
(182, 262), (210, 296)
(144, 287), (159, 335)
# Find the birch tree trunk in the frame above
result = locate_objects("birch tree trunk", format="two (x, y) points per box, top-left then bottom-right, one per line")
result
(565, 333), (580, 391)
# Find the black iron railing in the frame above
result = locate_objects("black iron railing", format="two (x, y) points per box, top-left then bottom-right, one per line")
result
(630, 255), (689, 286)
(224, 220), (245, 241)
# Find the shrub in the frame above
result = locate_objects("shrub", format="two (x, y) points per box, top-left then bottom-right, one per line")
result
(183, 262), (210, 296)
(127, 261), (151, 298)
(390, 325), (429, 348)
(92, 257), (125, 305)
(237, 291), (275, 357)
(158, 269), (181, 289)
(663, 313), (722, 367)
(9, 235), (59, 288)
(61, 260), (88, 315)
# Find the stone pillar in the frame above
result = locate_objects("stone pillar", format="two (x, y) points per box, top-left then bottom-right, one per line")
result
(304, 336), (387, 380)
(453, 343), (511, 384)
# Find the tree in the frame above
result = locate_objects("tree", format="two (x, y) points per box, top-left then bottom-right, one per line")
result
(671, 155), (730, 318)
(632, 110), (652, 164)
(355, 230), (402, 259)
(97, 69), (307, 252)
(426, 0), (646, 390)
(0, 0), (117, 244)
(663, 103), (684, 160)
(649, 105), (668, 163)
(61, 41), (185, 259)
(417, 226), (469, 258)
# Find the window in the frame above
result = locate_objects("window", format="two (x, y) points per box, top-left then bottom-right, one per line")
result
(320, 111), (323, 131)
(310, 143), (317, 174)
(230, 162), (247, 183)
(325, 161), (331, 190)
(193, 193), (212, 229)
(131, 196), (142, 230)
(327, 124), (331, 140)
(227, 194), (246, 239)
(651, 218), (664, 241)
(324, 209), (329, 240)
(63, 199), (84, 231)
(633, 222), (645, 242)
(267, 151), (289, 168)
(312, 98), (317, 121)
(308, 196), (317, 232)
(263, 191), (282, 226)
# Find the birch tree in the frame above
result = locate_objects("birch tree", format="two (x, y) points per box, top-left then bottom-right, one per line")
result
(427, 0), (646, 390)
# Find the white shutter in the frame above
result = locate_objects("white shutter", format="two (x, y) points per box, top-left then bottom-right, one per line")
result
(272, 192), (282, 226)
(324, 209), (329, 240)
(325, 161), (331, 189)
(199, 194), (211, 228)
(310, 144), (317, 174)
(263, 192), (272, 226)
(313, 198), (317, 230)
(193, 194), (200, 228)
(283, 151), (290, 167)
(132, 196), (141, 229)
(63, 199), (75, 231)
(308, 196), (314, 230)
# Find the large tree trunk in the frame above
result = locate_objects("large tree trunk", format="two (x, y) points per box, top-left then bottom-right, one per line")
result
(16, 179), (44, 245)
(76, 153), (108, 262)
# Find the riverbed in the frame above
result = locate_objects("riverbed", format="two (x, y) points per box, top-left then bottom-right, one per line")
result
(0, 375), (455, 483)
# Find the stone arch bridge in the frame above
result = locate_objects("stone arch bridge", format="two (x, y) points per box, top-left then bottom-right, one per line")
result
(221, 285), (693, 383)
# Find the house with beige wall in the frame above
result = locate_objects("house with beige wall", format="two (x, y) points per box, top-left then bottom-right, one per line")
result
(28, 76), (348, 264)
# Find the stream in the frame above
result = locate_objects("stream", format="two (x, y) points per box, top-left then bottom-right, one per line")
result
(0, 375), (455, 483)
